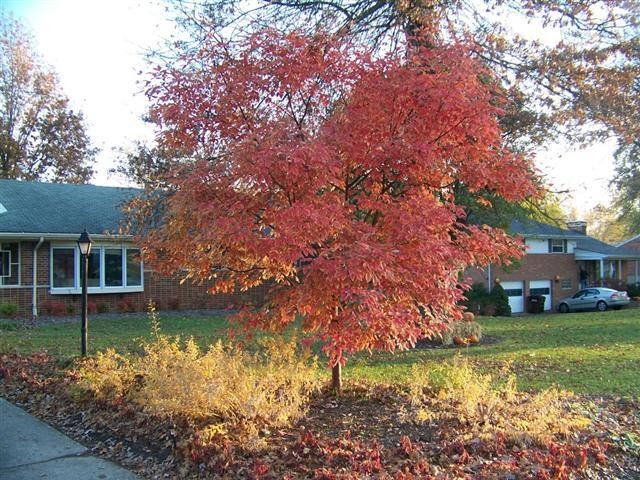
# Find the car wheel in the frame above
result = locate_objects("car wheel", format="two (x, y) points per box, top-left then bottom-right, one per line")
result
(559, 303), (569, 314)
(596, 300), (608, 312)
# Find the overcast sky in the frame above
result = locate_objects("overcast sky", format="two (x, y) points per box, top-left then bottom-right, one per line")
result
(2, 0), (618, 218)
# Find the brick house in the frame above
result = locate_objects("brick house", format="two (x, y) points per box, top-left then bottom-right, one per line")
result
(618, 234), (640, 285)
(467, 219), (640, 313)
(0, 180), (267, 318)
(3, 179), (638, 318)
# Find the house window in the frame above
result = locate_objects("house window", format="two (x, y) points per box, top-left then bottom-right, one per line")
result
(126, 249), (142, 287)
(52, 248), (76, 288)
(503, 288), (523, 297)
(549, 239), (566, 253)
(0, 242), (20, 286)
(530, 287), (550, 296)
(51, 245), (143, 293)
(80, 249), (101, 287)
(561, 279), (572, 289)
(105, 249), (124, 287)
(0, 251), (9, 277)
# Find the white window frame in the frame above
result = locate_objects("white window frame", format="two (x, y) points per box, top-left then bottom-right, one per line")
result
(50, 243), (144, 294)
(0, 242), (21, 288)
(550, 239), (566, 253)
(0, 250), (10, 277)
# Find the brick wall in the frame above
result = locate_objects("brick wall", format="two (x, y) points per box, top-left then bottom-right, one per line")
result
(465, 253), (580, 310)
(0, 240), (268, 319)
(622, 237), (640, 251)
(622, 260), (640, 285)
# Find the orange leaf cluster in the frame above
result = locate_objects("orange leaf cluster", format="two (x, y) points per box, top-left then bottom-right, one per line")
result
(144, 30), (539, 366)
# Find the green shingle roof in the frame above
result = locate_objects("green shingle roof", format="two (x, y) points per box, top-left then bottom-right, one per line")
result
(509, 218), (584, 239)
(0, 179), (141, 236)
(576, 235), (640, 257)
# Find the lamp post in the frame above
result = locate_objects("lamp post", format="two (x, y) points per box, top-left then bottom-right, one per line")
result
(77, 230), (92, 356)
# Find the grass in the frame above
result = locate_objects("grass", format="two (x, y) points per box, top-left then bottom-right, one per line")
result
(348, 309), (640, 397)
(0, 315), (231, 358)
(1, 308), (638, 396)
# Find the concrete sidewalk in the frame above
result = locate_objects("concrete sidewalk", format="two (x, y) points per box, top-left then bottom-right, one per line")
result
(0, 398), (139, 480)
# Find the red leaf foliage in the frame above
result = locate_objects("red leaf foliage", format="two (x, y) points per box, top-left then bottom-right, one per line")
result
(143, 30), (539, 365)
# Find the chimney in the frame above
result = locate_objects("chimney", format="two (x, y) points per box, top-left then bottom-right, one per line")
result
(566, 220), (587, 235)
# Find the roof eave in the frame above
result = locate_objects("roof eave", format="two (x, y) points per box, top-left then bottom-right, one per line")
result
(0, 232), (134, 241)
(520, 233), (584, 240)
(617, 233), (640, 247)
(574, 248), (640, 260)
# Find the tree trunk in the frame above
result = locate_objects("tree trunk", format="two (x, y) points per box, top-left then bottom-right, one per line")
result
(331, 363), (342, 392)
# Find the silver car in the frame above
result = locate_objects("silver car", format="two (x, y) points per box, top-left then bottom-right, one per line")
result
(557, 288), (631, 313)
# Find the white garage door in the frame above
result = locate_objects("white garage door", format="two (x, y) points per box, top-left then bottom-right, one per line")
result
(501, 281), (524, 313)
(529, 280), (552, 311)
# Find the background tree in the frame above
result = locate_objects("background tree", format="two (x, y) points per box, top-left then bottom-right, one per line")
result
(163, 0), (639, 149)
(111, 140), (185, 188)
(0, 15), (95, 183)
(142, 30), (539, 388)
(611, 140), (640, 237)
(582, 203), (629, 244)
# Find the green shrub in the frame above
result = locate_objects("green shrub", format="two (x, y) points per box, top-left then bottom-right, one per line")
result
(490, 283), (511, 316)
(462, 283), (489, 315)
(462, 282), (511, 316)
(0, 303), (19, 318)
(626, 283), (640, 298)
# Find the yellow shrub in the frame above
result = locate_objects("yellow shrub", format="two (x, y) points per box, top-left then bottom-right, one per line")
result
(406, 357), (589, 445)
(75, 348), (136, 401)
(74, 333), (319, 447)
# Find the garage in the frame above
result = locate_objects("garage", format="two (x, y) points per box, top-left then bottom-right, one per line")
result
(500, 281), (524, 313)
(529, 280), (552, 311)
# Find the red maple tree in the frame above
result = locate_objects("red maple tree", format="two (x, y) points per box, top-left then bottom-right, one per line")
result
(143, 30), (538, 387)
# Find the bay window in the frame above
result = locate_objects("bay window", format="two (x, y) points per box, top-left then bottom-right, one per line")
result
(87, 250), (101, 287)
(126, 249), (142, 286)
(52, 248), (75, 288)
(105, 249), (124, 287)
(51, 245), (143, 293)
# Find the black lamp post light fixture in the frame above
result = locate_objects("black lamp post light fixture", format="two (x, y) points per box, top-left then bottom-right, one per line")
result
(77, 229), (92, 356)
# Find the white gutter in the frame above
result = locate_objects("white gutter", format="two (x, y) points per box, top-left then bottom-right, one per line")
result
(32, 237), (44, 318)
(0, 232), (132, 241)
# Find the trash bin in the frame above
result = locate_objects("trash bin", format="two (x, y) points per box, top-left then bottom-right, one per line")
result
(527, 295), (545, 314)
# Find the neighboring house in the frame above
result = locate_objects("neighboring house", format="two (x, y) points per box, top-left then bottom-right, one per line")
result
(618, 234), (640, 285)
(0, 180), (266, 318)
(467, 219), (640, 313)
(3, 179), (638, 319)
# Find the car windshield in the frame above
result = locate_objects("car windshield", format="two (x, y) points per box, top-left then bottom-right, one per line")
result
(572, 290), (585, 299)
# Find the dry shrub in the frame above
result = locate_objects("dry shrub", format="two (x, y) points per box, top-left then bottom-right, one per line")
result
(440, 321), (482, 346)
(406, 357), (589, 446)
(75, 331), (319, 447)
(74, 349), (136, 401)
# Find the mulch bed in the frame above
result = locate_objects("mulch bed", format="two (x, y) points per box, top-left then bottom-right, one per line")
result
(414, 335), (501, 349)
(1, 353), (639, 479)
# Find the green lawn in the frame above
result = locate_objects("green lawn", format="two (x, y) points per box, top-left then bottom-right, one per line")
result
(1, 308), (638, 396)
